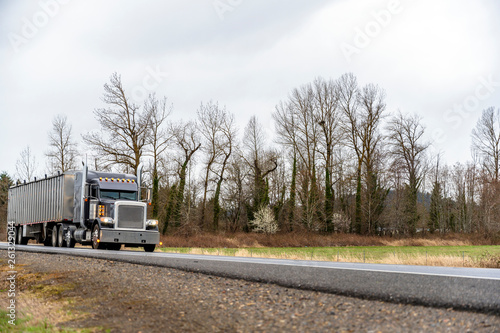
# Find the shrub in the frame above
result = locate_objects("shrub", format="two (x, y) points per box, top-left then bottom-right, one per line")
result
(249, 206), (279, 234)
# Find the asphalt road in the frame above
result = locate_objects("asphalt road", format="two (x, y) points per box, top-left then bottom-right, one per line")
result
(2, 243), (499, 314)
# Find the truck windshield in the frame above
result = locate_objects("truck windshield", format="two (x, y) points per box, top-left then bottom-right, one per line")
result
(100, 190), (137, 201)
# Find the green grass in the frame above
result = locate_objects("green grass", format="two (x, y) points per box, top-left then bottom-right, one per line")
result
(0, 310), (55, 332)
(0, 310), (107, 333)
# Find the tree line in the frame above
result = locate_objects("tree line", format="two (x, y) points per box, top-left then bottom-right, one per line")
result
(3, 72), (500, 237)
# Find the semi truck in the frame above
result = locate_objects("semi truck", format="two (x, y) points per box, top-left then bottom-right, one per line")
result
(7, 163), (160, 252)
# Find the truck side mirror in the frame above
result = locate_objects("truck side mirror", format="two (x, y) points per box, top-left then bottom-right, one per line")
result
(139, 187), (152, 203)
(89, 184), (99, 199)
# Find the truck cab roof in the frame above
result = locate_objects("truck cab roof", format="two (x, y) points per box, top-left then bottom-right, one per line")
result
(86, 171), (138, 191)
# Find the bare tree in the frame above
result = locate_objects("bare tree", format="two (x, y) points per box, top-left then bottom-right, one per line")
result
(290, 84), (321, 229)
(387, 112), (429, 234)
(46, 114), (78, 173)
(163, 120), (201, 232)
(212, 108), (237, 231)
(83, 73), (150, 173)
(338, 73), (363, 233)
(275, 82), (322, 229)
(358, 83), (388, 235)
(223, 151), (250, 232)
(339, 73), (388, 234)
(16, 146), (38, 182)
(197, 101), (226, 228)
(242, 116), (277, 218)
(471, 107), (500, 182)
(313, 77), (341, 232)
(471, 107), (500, 233)
(273, 100), (299, 226)
(145, 94), (173, 218)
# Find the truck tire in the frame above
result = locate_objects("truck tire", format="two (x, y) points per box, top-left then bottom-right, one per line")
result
(17, 226), (28, 245)
(65, 229), (76, 248)
(92, 224), (106, 250)
(57, 225), (66, 247)
(43, 225), (52, 246)
(43, 230), (52, 246)
(143, 244), (156, 252)
(107, 243), (121, 251)
(51, 226), (58, 247)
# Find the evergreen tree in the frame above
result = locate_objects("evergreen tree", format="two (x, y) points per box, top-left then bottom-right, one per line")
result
(429, 181), (441, 233)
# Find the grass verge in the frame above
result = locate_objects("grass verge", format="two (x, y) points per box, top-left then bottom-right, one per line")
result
(156, 232), (499, 268)
(0, 260), (108, 333)
(158, 245), (500, 268)
(0, 309), (87, 332)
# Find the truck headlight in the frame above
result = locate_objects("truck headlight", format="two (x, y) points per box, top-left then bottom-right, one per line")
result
(100, 217), (114, 225)
(146, 219), (158, 227)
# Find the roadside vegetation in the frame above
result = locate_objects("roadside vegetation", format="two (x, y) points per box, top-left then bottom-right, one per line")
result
(0, 310), (91, 333)
(0, 310), (51, 332)
(159, 245), (500, 268)
(0, 260), (108, 333)
(159, 232), (499, 248)
(157, 232), (500, 268)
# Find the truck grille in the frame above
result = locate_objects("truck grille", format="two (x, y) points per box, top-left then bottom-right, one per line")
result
(117, 205), (144, 229)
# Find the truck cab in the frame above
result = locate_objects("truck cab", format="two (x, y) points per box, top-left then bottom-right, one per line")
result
(83, 171), (159, 251)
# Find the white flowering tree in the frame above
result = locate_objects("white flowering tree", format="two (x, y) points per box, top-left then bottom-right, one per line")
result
(249, 206), (279, 234)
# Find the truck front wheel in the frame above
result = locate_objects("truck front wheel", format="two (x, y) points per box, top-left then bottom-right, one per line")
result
(143, 244), (156, 252)
(92, 224), (106, 250)
(107, 243), (121, 251)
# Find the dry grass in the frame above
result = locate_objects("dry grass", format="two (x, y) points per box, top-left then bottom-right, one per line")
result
(166, 247), (500, 268)
(0, 260), (94, 332)
(363, 253), (498, 268)
(160, 231), (498, 248)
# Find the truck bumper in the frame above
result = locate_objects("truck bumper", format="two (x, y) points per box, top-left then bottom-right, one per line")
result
(100, 229), (160, 245)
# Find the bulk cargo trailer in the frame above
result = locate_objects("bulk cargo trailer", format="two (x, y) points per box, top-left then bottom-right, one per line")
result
(7, 163), (160, 252)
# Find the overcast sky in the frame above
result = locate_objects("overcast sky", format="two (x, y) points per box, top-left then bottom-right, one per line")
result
(1, 0), (500, 179)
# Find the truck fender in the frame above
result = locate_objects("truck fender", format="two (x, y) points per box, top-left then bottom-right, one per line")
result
(93, 219), (103, 230)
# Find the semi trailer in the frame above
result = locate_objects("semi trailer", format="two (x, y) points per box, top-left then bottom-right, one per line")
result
(7, 163), (160, 252)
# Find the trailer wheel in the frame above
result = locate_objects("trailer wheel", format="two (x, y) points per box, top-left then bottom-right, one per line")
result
(42, 225), (51, 246)
(16, 226), (22, 244)
(51, 226), (58, 247)
(43, 232), (52, 246)
(143, 244), (156, 252)
(65, 229), (75, 248)
(17, 226), (28, 245)
(92, 224), (105, 250)
(57, 225), (66, 247)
